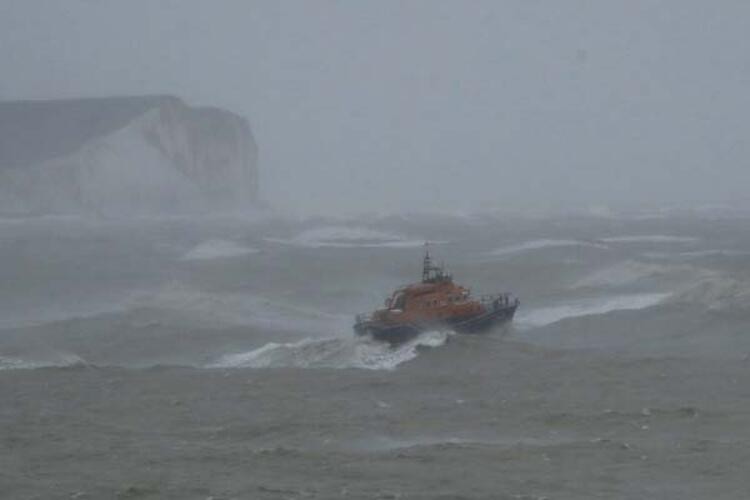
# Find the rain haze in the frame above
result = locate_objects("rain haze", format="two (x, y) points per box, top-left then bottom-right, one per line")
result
(2, 0), (749, 214)
(4, 2), (750, 500)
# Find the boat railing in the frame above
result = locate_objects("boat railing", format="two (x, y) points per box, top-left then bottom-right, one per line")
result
(479, 293), (519, 310)
(357, 294), (518, 323)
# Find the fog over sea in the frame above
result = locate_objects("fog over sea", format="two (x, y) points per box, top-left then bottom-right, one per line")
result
(3, 210), (750, 499)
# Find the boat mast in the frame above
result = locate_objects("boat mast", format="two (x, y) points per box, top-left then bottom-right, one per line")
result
(422, 242), (452, 284)
(422, 242), (431, 282)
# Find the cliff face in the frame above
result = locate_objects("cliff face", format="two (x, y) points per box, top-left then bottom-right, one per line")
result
(0, 96), (258, 215)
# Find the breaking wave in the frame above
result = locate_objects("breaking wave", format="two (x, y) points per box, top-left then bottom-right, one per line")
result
(264, 226), (426, 248)
(664, 249), (750, 259)
(486, 239), (608, 258)
(517, 293), (670, 328)
(350, 434), (579, 453)
(182, 239), (259, 260)
(0, 353), (88, 370)
(208, 330), (450, 370)
(598, 235), (698, 244)
(668, 276), (750, 312)
(140, 284), (351, 333)
(572, 260), (689, 289)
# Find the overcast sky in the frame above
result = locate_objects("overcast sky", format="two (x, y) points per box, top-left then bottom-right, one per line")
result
(1, 0), (749, 214)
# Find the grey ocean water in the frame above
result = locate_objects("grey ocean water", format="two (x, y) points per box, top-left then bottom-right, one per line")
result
(3, 212), (750, 499)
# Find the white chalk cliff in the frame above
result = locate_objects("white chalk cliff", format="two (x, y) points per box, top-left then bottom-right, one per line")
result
(0, 96), (258, 215)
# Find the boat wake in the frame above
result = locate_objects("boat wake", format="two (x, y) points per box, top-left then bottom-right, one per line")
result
(208, 330), (451, 371)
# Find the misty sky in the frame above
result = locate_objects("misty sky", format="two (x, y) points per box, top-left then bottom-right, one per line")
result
(1, 0), (749, 214)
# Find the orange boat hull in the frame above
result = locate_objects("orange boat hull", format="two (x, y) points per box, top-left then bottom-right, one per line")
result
(354, 300), (518, 344)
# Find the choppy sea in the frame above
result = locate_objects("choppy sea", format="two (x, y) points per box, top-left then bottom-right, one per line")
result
(3, 211), (750, 499)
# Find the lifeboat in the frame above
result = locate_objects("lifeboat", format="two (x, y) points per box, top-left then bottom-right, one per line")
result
(354, 245), (519, 344)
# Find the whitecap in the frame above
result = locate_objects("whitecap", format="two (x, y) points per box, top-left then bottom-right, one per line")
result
(598, 235), (698, 244)
(140, 284), (350, 333)
(182, 239), (258, 260)
(264, 226), (426, 249)
(516, 293), (670, 328)
(0, 353), (87, 370)
(486, 239), (608, 257)
(675, 249), (750, 258)
(668, 276), (750, 311)
(573, 261), (675, 288)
